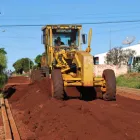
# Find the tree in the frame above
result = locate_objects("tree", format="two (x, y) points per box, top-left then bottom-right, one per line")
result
(105, 47), (136, 66)
(13, 59), (23, 74)
(13, 58), (34, 74)
(0, 48), (8, 88)
(134, 63), (140, 72)
(0, 52), (7, 70)
(35, 54), (42, 67)
(0, 48), (7, 70)
(0, 48), (7, 55)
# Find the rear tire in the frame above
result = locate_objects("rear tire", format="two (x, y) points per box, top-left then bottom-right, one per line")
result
(102, 69), (116, 101)
(40, 66), (50, 77)
(51, 69), (64, 100)
(30, 69), (44, 82)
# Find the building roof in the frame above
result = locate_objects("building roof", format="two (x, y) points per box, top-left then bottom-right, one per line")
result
(94, 52), (107, 57)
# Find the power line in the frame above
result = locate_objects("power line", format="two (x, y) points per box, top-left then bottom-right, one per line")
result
(0, 21), (140, 40)
(0, 36), (37, 39)
(1, 11), (140, 17)
(95, 25), (140, 35)
(79, 20), (140, 25)
(1, 19), (140, 27)
(1, 15), (140, 20)
(0, 25), (43, 27)
(1, 11), (140, 21)
(0, 23), (139, 39)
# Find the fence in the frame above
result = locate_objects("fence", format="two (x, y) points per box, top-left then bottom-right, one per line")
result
(94, 65), (128, 77)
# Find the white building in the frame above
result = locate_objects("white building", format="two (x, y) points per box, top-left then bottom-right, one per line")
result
(94, 44), (140, 64)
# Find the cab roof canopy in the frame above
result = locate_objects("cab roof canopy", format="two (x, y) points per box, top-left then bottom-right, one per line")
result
(42, 24), (82, 31)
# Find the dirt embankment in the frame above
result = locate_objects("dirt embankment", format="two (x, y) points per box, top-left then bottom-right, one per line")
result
(5, 77), (140, 140)
(8, 76), (30, 83)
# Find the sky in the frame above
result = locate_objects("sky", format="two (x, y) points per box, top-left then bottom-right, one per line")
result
(0, 0), (140, 70)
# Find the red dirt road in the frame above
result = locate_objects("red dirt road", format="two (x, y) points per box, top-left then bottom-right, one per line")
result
(5, 77), (140, 140)
(117, 87), (140, 100)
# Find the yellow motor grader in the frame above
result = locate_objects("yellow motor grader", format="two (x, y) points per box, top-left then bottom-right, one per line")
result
(31, 24), (116, 101)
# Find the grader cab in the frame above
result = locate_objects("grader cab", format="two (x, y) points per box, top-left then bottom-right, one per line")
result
(31, 24), (116, 101)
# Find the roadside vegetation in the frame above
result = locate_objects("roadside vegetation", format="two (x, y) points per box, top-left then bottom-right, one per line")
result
(13, 58), (34, 74)
(0, 48), (8, 88)
(105, 47), (136, 65)
(12, 53), (43, 75)
(105, 47), (140, 89)
(116, 73), (140, 89)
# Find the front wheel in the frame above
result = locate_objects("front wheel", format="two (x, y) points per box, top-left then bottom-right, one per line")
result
(51, 69), (64, 100)
(102, 69), (116, 101)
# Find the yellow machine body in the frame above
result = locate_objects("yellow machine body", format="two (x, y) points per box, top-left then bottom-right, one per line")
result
(41, 53), (47, 67)
(41, 24), (106, 93)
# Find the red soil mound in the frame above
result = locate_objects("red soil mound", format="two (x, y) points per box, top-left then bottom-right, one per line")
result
(9, 77), (52, 110)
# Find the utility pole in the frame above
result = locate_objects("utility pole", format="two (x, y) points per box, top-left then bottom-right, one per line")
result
(29, 58), (30, 72)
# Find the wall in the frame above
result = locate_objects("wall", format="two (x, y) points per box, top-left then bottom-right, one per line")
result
(94, 52), (107, 64)
(94, 64), (128, 77)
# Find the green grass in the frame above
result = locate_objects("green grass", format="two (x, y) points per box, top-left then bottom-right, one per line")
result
(13, 73), (29, 77)
(116, 73), (140, 89)
(0, 73), (8, 88)
(0, 93), (3, 98)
